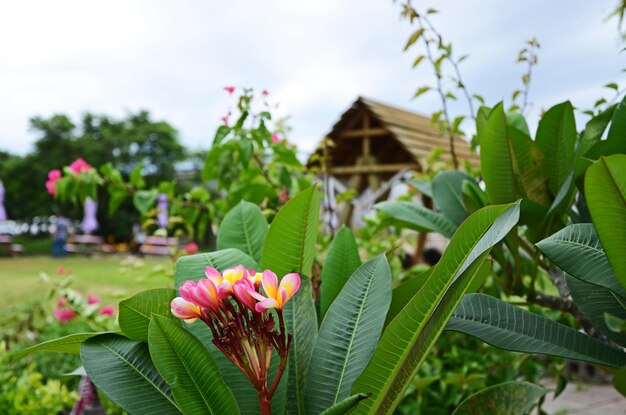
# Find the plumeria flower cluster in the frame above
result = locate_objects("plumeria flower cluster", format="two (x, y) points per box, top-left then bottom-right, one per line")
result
(171, 265), (301, 408)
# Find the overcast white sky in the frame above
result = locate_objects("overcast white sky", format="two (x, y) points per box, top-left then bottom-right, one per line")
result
(0, 1), (624, 158)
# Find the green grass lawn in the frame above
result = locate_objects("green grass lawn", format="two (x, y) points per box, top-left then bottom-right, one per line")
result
(1, 255), (175, 313)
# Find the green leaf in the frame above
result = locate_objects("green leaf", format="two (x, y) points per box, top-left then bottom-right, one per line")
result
(586, 96), (626, 158)
(375, 201), (457, 238)
(413, 86), (431, 98)
(578, 104), (616, 158)
(566, 274), (626, 345)
(119, 289), (177, 341)
(404, 28), (424, 51)
(306, 255), (391, 414)
(130, 163), (146, 189)
(405, 179), (432, 198)
(133, 189), (159, 215)
(480, 103), (549, 205)
(537, 224), (626, 298)
(108, 188), (127, 216)
(284, 277), (317, 415)
(585, 155), (626, 289)
(175, 250), (263, 414)
(81, 333), (181, 414)
(148, 315), (240, 415)
(446, 293), (626, 368)
(535, 101), (577, 196)
(320, 226), (362, 319)
(452, 381), (548, 415)
(351, 203), (520, 414)
(261, 186), (320, 278)
(15, 332), (110, 360)
(319, 393), (370, 415)
(431, 170), (474, 225)
(213, 125), (231, 145)
(506, 112), (530, 136)
(461, 180), (488, 214)
(385, 269), (433, 327)
(217, 201), (268, 264)
(613, 366), (626, 397)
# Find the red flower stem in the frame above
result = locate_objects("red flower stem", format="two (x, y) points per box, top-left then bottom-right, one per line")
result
(257, 391), (272, 415)
(267, 355), (288, 400)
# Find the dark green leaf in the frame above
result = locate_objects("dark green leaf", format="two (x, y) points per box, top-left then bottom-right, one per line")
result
(217, 201), (268, 264)
(452, 381), (548, 415)
(119, 289), (176, 341)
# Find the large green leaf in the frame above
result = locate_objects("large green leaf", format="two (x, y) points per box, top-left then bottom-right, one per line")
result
(148, 315), (239, 415)
(431, 170), (474, 225)
(385, 269), (433, 327)
(536, 224), (626, 298)
(119, 289), (176, 341)
(535, 101), (577, 196)
(578, 104), (616, 158)
(319, 226), (362, 319)
(351, 203), (520, 414)
(284, 277), (317, 415)
(217, 201), (268, 264)
(565, 274), (626, 346)
(306, 255), (391, 414)
(81, 333), (181, 415)
(585, 96), (626, 158)
(585, 155), (626, 289)
(480, 103), (549, 205)
(319, 394), (370, 415)
(15, 332), (111, 360)
(452, 381), (548, 415)
(613, 366), (626, 398)
(375, 201), (457, 238)
(175, 249), (263, 415)
(261, 186), (320, 278)
(446, 293), (626, 368)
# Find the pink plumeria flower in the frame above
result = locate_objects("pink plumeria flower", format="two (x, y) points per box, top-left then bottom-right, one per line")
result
(250, 271), (301, 312)
(87, 294), (100, 305)
(224, 86), (235, 95)
(233, 278), (258, 310)
(261, 89), (269, 96)
(246, 269), (263, 288)
(271, 132), (281, 143)
(99, 305), (115, 317)
(179, 279), (220, 312)
(205, 265), (245, 298)
(171, 297), (202, 323)
(69, 158), (92, 174)
(220, 115), (230, 126)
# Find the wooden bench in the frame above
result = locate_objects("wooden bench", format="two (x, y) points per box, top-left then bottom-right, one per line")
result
(139, 236), (179, 255)
(66, 235), (104, 254)
(0, 235), (24, 256)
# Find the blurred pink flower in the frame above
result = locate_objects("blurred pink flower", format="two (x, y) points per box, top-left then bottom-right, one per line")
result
(185, 242), (199, 255)
(56, 266), (65, 274)
(69, 158), (92, 174)
(87, 294), (100, 305)
(261, 89), (269, 96)
(99, 305), (115, 317)
(220, 115), (229, 126)
(271, 133), (281, 143)
(45, 169), (62, 195)
(224, 86), (235, 94)
(54, 308), (76, 324)
(56, 297), (67, 308)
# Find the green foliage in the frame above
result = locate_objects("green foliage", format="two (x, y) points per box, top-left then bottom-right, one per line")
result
(81, 333), (180, 414)
(319, 226), (362, 318)
(451, 381), (548, 415)
(376, 201), (457, 238)
(217, 201), (268, 264)
(431, 170), (474, 225)
(0, 346), (78, 415)
(148, 315), (240, 414)
(447, 294), (626, 368)
(15, 332), (108, 359)
(261, 186), (320, 278)
(352, 203), (520, 414)
(306, 255), (391, 414)
(119, 289), (176, 341)
(585, 154), (626, 288)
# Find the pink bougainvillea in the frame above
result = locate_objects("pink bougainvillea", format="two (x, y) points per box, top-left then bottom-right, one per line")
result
(53, 307), (76, 324)
(224, 86), (235, 95)
(87, 294), (100, 305)
(185, 242), (199, 255)
(68, 158), (92, 174)
(45, 169), (62, 195)
(99, 305), (115, 317)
